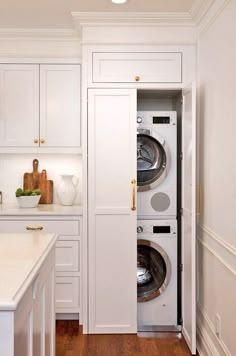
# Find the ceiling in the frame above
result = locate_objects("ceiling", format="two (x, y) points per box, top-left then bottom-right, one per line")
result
(0, 0), (195, 29)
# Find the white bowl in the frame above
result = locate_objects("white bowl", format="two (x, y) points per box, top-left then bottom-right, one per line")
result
(16, 195), (41, 208)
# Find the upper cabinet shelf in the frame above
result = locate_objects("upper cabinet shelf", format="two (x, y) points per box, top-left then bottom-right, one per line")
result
(92, 52), (182, 84)
(0, 64), (81, 153)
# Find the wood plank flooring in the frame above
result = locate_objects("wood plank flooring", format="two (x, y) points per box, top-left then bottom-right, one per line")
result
(56, 321), (192, 356)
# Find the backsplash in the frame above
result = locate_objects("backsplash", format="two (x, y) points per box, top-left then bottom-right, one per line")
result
(0, 154), (82, 205)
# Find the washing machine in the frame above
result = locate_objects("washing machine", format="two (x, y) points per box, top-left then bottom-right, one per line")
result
(137, 111), (177, 219)
(137, 219), (178, 330)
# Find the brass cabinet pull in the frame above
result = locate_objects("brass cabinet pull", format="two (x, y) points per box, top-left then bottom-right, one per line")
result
(131, 179), (136, 211)
(135, 76), (140, 82)
(34, 138), (39, 144)
(196, 185), (202, 215)
(26, 226), (44, 231)
(40, 139), (45, 144)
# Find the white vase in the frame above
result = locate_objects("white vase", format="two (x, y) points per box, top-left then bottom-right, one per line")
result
(57, 175), (77, 206)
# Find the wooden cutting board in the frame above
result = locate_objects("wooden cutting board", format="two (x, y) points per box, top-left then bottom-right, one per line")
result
(23, 159), (40, 191)
(39, 169), (53, 204)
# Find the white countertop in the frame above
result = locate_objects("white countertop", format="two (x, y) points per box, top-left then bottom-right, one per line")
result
(0, 204), (82, 216)
(0, 233), (58, 310)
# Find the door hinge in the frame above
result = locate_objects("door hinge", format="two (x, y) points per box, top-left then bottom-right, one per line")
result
(180, 208), (183, 216)
(180, 152), (183, 160)
(178, 263), (183, 272)
(179, 317), (183, 326)
(180, 97), (183, 105)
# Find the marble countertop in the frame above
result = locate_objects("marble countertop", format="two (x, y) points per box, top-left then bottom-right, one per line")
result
(0, 204), (82, 216)
(0, 233), (58, 310)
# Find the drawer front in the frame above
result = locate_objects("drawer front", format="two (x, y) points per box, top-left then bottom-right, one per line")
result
(0, 219), (80, 236)
(93, 52), (182, 83)
(55, 276), (79, 308)
(56, 240), (79, 272)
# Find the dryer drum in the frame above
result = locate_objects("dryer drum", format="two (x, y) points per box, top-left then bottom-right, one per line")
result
(137, 240), (171, 302)
(137, 134), (167, 189)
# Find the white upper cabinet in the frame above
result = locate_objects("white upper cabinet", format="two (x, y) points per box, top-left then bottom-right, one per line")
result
(0, 64), (81, 150)
(92, 52), (182, 83)
(40, 65), (80, 148)
(0, 65), (39, 147)
(88, 88), (137, 334)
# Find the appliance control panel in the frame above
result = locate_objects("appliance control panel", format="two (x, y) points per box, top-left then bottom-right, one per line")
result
(137, 111), (177, 127)
(137, 220), (177, 236)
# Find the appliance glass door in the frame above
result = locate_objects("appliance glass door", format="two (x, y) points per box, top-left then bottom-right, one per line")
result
(137, 240), (171, 302)
(137, 134), (166, 189)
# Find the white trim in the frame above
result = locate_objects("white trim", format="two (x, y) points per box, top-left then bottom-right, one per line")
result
(197, 0), (231, 38)
(197, 303), (231, 356)
(197, 226), (236, 279)
(189, 0), (215, 24)
(0, 28), (79, 41)
(71, 11), (194, 27)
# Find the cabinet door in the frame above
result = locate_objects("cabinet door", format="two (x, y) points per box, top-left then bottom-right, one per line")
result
(40, 64), (80, 147)
(182, 83), (196, 355)
(0, 64), (39, 147)
(88, 89), (137, 334)
(92, 52), (182, 83)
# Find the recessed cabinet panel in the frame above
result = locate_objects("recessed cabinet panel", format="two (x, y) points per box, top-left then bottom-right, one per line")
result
(88, 89), (137, 333)
(93, 52), (182, 83)
(56, 240), (79, 272)
(40, 65), (81, 147)
(56, 277), (80, 309)
(0, 64), (39, 147)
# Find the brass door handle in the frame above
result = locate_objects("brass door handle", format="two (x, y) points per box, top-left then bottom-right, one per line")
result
(135, 76), (140, 82)
(26, 226), (44, 231)
(131, 179), (136, 211)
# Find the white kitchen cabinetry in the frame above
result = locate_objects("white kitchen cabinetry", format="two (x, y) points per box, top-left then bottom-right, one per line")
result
(0, 216), (82, 316)
(92, 52), (182, 83)
(0, 233), (57, 356)
(40, 65), (81, 148)
(0, 64), (81, 151)
(88, 89), (137, 333)
(0, 64), (39, 147)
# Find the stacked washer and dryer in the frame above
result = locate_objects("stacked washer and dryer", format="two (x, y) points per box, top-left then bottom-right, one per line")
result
(136, 111), (178, 331)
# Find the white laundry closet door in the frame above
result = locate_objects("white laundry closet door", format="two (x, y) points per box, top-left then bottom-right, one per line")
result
(88, 88), (137, 334)
(182, 83), (197, 355)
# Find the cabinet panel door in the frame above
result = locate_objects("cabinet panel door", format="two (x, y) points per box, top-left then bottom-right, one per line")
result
(182, 83), (196, 355)
(40, 64), (80, 147)
(0, 64), (39, 147)
(88, 89), (137, 333)
(93, 52), (182, 83)
(56, 240), (79, 272)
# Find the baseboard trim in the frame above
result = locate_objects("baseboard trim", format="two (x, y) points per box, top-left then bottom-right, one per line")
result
(197, 303), (231, 356)
(56, 313), (79, 320)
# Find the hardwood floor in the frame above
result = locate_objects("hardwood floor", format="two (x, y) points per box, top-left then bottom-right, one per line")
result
(56, 321), (192, 356)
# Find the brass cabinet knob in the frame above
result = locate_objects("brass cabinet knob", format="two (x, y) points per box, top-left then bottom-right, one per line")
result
(135, 76), (140, 82)
(40, 139), (45, 144)
(34, 138), (39, 144)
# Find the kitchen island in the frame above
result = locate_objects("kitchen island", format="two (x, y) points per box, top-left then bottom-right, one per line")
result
(0, 233), (58, 356)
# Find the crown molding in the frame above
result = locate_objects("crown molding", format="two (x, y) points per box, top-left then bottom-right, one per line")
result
(71, 11), (194, 28)
(0, 28), (79, 41)
(189, 0), (215, 24)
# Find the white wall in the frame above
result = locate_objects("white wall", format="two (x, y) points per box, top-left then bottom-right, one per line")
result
(197, 1), (236, 355)
(0, 154), (82, 205)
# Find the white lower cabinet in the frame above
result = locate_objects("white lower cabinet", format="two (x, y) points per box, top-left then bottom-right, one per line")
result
(14, 248), (55, 356)
(0, 216), (82, 317)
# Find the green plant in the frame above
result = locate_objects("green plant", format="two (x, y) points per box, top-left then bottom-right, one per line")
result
(15, 188), (41, 197)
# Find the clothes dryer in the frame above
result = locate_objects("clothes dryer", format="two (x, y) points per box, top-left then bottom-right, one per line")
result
(137, 219), (178, 330)
(137, 111), (177, 219)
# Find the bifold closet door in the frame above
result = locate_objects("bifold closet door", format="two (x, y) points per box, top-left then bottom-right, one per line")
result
(182, 83), (197, 355)
(88, 89), (137, 334)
